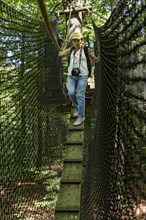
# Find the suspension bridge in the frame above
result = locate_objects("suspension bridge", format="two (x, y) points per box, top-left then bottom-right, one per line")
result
(0, 0), (146, 219)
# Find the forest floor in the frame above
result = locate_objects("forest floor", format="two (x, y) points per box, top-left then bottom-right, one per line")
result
(0, 163), (63, 220)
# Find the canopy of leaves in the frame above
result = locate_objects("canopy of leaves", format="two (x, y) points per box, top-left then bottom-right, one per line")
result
(3, 0), (115, 45)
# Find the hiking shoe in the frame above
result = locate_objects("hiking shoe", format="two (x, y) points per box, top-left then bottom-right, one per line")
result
(73, 111), (78, 117)
(74, 116), (85, 126)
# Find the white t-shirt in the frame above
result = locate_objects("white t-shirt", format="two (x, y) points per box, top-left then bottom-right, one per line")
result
(68, 48), (89, 76)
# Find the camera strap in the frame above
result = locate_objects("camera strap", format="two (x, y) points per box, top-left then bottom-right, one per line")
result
(73, 47), (82, 68)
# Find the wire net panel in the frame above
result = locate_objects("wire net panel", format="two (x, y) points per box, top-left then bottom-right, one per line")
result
(81, 0), (146, 220)
(0, 2), (69, 219)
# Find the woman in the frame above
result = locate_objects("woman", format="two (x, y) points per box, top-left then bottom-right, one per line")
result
(58, 32), (100, 126)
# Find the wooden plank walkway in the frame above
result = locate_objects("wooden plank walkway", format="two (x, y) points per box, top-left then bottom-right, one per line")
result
(55, 110), (84, 220)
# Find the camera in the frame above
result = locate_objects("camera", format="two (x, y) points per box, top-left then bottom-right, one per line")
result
(71, 68), (81, 76)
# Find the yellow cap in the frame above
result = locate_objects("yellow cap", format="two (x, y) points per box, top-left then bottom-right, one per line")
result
(71, 32), (83, 40)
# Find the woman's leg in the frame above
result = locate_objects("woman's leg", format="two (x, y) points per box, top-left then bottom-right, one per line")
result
(76, 75), (88, 118)
(67, 75), (78, 110)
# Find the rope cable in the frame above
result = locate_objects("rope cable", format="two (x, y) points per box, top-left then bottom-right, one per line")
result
(37, 0), (62, 51)
(61, 5), (73, 49)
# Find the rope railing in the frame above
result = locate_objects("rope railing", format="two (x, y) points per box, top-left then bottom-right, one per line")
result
(0, 0), (146, 219)
(82, 0), (146, 219)
(0, 1), (68, 219)
(37, 0), (62, 51)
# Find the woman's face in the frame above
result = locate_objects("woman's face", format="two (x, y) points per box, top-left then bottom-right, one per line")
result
(72, 39), (82, 49)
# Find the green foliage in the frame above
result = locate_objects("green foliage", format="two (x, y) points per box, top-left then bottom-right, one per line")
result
(3, 0), (63, 19)
(3, 0), (40, 18)
(3, 0), (113, 45)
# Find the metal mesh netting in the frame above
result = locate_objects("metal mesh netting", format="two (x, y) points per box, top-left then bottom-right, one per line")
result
(0, 2), (69, 219)
(82, 0), (146, 219)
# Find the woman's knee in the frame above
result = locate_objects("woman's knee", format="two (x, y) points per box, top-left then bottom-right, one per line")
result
(68, 90), (76, 98)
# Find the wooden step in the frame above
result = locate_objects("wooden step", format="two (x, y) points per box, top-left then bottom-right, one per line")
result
(66, 130), (84, 143)
(55, 211), (80, 220)
(69, 126), (84, 131)
(55, 108), (84, 220)
(56, 208), (79, 212)
(60, 180), (81, 184)
(65, 141), (83, 145)
(64, 145), (83, 161)
(64, 159), (82, 163)
(61, 162), (82, 182)
(56, 184), (81, 210)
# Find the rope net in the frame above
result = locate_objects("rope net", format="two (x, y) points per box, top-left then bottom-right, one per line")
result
(0, 2), (69, 219)
(0, 0), (146, 219)
(82, 0), (146, 219)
